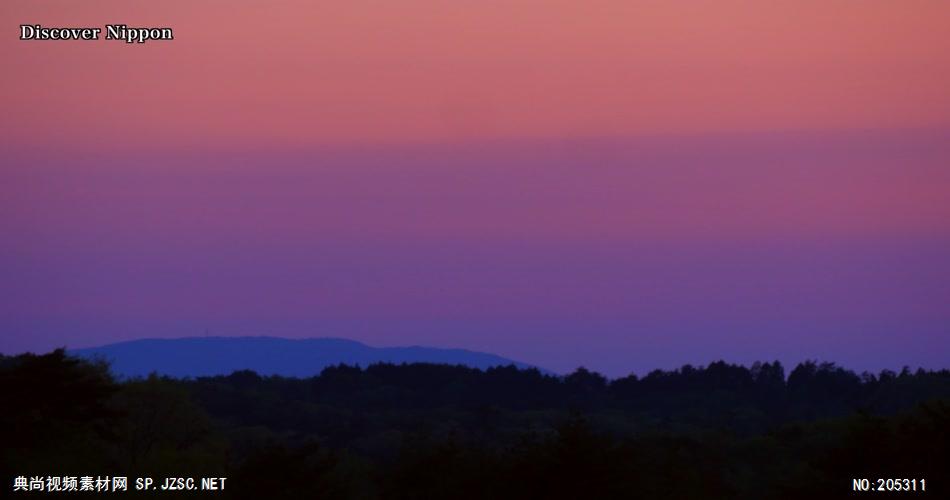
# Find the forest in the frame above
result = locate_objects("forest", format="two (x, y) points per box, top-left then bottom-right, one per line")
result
(2, 349), (948, 499)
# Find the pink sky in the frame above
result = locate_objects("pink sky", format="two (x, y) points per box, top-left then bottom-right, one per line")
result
(4, 1), (950, 147)
(2, 2), (949, 375)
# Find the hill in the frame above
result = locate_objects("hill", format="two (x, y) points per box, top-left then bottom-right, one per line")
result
(69, 336), (538, 378)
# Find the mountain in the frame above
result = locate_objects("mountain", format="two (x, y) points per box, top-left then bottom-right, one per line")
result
(69, 336), (539, 378)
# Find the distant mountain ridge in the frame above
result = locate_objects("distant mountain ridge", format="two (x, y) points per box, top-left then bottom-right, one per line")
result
(69, 336), (539, 378)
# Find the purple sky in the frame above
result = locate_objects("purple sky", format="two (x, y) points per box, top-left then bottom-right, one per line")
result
(5, 2), (950, 376)
(2, 130), (948, 376)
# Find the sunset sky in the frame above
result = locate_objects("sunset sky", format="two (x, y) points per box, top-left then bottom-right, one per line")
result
(2, 1), (949, 375)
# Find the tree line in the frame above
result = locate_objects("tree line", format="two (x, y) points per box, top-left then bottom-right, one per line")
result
(2, 349), (948, 498)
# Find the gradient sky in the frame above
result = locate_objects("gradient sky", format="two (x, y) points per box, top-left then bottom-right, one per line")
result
(2, 1), (949, 375)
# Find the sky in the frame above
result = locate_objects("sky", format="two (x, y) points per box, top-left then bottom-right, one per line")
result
(2, 1), (949, 376)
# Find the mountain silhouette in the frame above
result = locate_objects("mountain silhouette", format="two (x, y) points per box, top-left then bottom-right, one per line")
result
(69, 336), (539, 378)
